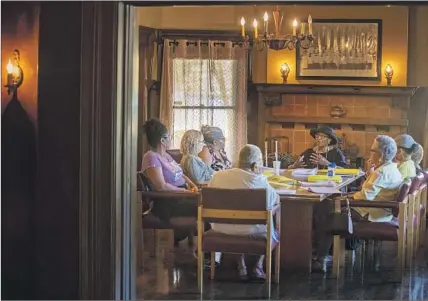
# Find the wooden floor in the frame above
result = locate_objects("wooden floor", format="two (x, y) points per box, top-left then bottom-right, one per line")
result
(137, 233), (428, 300)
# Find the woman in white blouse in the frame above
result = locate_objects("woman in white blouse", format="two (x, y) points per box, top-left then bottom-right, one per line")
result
(313, 135), (403, 273)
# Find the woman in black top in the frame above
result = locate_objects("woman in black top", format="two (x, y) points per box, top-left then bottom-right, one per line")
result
(289, 126), (349, 169)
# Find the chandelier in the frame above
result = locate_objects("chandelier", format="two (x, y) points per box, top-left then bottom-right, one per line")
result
(240, 6), (314, 51)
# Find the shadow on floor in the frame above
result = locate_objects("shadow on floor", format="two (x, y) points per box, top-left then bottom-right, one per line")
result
(137, 234), (428, 300)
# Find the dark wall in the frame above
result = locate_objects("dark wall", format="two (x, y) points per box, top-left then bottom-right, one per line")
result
(34, 2), (82, 299)
(1, 2), (39, 299)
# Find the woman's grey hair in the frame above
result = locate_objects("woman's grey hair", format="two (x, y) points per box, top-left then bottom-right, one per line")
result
(375, 135), (397, 163)
(238, 144), (262, 169)
(411, 143), (423, 168)
(180, 130), (204, 156)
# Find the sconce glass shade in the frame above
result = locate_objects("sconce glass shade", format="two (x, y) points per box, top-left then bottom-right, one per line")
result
(384, 64), (394, 77)
(4, 49), (24, 95)
(384, 64), (393, 87)
(280, 63), (290, 83)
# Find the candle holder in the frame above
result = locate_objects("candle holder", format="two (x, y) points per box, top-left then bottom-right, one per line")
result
(280, 63), (290, 84)
(4, 49), (24, 97)
(384, 64), (393, 87)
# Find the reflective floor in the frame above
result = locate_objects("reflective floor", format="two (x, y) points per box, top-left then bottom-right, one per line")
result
(137, 234), (428, 300)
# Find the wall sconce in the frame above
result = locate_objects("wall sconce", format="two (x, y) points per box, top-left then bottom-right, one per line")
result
(280, 63), (290, 84)
(4, 49), (24, 97)
(384, 64), (394, 87)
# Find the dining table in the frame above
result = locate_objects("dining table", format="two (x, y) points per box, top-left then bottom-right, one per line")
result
(270, 170), (364, 273)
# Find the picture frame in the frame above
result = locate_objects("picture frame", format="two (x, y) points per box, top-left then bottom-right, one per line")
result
(296, 19), (382, 81)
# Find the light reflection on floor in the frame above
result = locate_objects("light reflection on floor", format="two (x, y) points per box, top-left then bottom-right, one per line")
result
(137, 234), (428, 300)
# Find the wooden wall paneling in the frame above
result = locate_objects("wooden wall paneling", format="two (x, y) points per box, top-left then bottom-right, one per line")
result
(36, 2), (129, 299)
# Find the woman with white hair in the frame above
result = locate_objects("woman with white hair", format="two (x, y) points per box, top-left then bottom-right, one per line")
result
(312, 135), (403, 273)
(208, 144), (279, 280)
(180, 130), (215, 184)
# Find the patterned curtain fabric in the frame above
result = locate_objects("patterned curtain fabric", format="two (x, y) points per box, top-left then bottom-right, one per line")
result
(160, 39), (248, 163)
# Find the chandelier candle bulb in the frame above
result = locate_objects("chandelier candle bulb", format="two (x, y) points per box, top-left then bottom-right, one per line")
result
(264, 140), (268, 167)
(275, 140), (278, 162)
(308, 15), (312, 35)
(292, 19), (298, 36)
(240, 17), (245, 37)
(301, 22), (305, 35)
(253, 19), (258, 39)
(263, 12), (269, 35)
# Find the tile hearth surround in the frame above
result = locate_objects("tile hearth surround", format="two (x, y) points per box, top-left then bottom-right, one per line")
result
(266, 94), (407, 158)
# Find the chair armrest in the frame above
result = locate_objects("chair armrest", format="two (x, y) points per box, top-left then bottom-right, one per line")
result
(348, 200), (400, 209)
(141, 191), (199, 200)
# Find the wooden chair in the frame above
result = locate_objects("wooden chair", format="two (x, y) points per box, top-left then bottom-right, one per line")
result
(166, 149), (183, 164)
(197, 188), (281, 298)
(332, 178), (411, 278)
(420, 171), (428, 246)
(138, 172), (197, 253)
(408, 174), (425, 255)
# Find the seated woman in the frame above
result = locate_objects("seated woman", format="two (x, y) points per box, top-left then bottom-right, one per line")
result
(208, 144), (279, 280)
(394, 134), (418, 179)
(199, 125), (232, 171)
(141, 118), (198, 242)
(180, 129), (215, 184)
(289, 125), (348, 169)
(411, 143), (424, 174)
(312, 135), (402, 273)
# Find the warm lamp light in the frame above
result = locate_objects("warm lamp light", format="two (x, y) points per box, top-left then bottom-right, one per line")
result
(384, 64), (394, 87)
(280, 63), (290, 83)
(4, 49), (24, 97)
(6, 60), (13, 74)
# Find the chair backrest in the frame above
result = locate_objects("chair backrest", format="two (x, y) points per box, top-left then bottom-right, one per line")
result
(409, 173), (425, 194)
(166, 149), (183, 164)
(394, 178), (412, 203)
(392, 178), (411, 217)
(137, 171), (154, 192)
(200, 187), (268, 225)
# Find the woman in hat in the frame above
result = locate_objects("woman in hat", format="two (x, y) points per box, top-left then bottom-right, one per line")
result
(199, 125), (232, 171)
(394, 134), (418, 179)
(289, 125), (349, 169)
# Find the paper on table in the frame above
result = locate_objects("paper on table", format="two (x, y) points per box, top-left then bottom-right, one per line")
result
(276, 189), (297, 195)
(308, 186), (342, 194)
(292, 168), (318, 176)
(300, 181), (335, 187)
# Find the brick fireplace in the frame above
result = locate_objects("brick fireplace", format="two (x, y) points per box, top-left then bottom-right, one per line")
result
(254, 84), (418, 167)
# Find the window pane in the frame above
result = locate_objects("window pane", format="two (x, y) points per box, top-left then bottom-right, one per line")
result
(173, 59), (237, 107)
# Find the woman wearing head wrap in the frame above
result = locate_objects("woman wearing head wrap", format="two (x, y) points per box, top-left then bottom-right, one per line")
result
(199, 125), (232, 171)
(394, 134), (418, 179)
(289, 125), (349, 169)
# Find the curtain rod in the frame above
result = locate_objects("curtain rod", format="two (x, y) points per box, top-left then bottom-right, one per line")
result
(167, 40), (247, 47)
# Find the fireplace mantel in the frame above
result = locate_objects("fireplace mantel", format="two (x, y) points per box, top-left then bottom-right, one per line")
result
(253, 84), (420, 157)
(255, 84), (419, 107)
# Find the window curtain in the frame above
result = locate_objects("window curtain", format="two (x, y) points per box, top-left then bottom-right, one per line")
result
(160, 39), (248, 163)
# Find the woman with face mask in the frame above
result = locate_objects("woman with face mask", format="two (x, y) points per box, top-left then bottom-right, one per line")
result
(289, 125), (349, 169)
(394, 134), (418, 179)
(199, 125), (232, 171)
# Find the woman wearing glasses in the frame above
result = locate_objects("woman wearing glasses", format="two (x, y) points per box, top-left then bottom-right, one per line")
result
(199, 125), (232, 171)
(180, 129), (215, 184)
(289, 125), (349, 169)
(141, 119), (198, 242)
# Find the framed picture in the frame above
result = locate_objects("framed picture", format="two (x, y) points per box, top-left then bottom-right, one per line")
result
(296, 19), (382, 81)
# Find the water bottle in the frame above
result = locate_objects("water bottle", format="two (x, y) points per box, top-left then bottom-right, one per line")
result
(327, 162), (336, 178)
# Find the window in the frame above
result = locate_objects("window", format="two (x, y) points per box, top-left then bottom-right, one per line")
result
(171, 58), (238, 157)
